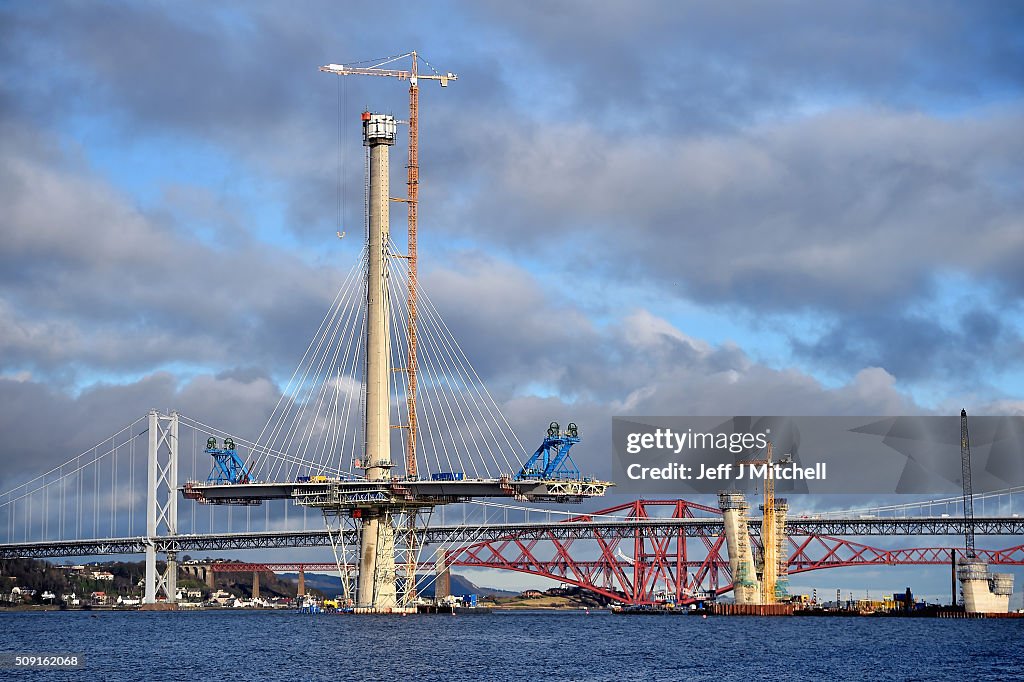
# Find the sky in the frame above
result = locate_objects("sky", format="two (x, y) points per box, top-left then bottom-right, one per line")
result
(1, 1), (1023, 599)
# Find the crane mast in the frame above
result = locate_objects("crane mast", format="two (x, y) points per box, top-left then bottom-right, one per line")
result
(320, 53), (456, 479)
(760, 442), (777, 605)
(739, 441), (780, 604)
(961, 408), (975, 558)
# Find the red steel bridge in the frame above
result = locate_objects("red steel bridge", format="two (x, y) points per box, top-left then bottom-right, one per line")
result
(447, 499), (1024, 604)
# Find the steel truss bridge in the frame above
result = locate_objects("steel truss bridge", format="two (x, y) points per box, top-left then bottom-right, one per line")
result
(3, 516), (1023, 559)
(447, 500), (1024, 604)
(3, 499), (1023, 605)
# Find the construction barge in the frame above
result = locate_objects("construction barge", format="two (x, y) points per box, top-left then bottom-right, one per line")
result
(417, 604), (493, 615)
(611, 603), (794, 616)
(612, 603), (1024, 618)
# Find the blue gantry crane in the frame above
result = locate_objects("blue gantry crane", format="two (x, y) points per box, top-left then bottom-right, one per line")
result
(517, 422), (582, 481)
(205, 437), (252, 484)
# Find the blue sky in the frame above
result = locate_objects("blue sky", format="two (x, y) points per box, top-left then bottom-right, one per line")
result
(1, 1), (1023, 597)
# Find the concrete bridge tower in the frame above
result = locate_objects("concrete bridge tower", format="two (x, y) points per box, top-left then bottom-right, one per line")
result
(358, 112), (399, 610)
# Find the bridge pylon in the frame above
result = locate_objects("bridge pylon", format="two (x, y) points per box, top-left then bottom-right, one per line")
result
(144, 410), (179, 604)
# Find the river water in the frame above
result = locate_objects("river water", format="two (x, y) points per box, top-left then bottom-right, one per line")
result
(1, 609), (1022, 681)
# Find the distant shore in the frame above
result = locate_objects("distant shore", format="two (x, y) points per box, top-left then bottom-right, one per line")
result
(2, 602), (602, 613)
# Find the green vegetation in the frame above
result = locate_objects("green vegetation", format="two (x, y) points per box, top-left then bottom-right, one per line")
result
(0, 558), (317, 606)
(1, 558), (146, 604)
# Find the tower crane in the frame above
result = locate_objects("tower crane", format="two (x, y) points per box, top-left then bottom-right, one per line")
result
(738, 441), (790, 604)
(320, 53), (456, 480)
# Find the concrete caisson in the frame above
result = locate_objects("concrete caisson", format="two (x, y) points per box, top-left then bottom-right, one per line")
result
(958, 559), (1013, 614)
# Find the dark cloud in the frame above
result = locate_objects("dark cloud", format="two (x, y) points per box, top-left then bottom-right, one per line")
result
(793, 304), (1024, 383)
(419, 256), (926, 422)
(0, 371), (278, 492)
(470, 1), (1024, 130)
(430, 107), (1024, 314)
(420, 252), (601, 385)
(6, 2), (1023, 319)
(0, 1), (469, 242)
(0, 120), (345, 383)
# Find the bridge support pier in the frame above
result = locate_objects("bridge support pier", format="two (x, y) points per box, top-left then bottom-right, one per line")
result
(435, 550), (450, 600)
(144, 410), (179, 604)
(252, 572), (260, 600)
(357, 512), (397, 608)
(718, 491), (761, 605)
(958, 558), (1014, 613)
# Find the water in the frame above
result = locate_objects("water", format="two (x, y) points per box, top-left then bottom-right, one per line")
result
(1, 610), (1022, 681)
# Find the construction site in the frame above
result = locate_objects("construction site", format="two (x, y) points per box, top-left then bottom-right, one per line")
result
(1, 51), (1020, 622)
(185, 54), (1014, 617)
(3, 6), (1024, 682)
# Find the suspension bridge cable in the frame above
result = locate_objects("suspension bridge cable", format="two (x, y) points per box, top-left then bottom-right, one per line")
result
(177, 414), (347, 480)
(0, 416), (146, 498)
(389, 249), (525, 477)
(386, 255), (485, 478)
(283, 264), (364, 478)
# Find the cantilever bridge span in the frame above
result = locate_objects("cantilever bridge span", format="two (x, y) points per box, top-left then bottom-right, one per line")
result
(445, 499), (1024, 604)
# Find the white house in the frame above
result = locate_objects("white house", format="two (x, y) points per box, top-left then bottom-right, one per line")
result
(209, 589), (233, 606)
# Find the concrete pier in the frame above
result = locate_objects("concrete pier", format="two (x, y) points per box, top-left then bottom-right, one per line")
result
(435, 551), (451, 600)
(719, 491), (761, 605)
(958, 558), (1013, 613)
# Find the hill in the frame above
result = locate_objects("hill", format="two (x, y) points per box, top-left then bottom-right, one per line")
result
(1, 557), (310, 604)
(278, 571), (518, 598)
